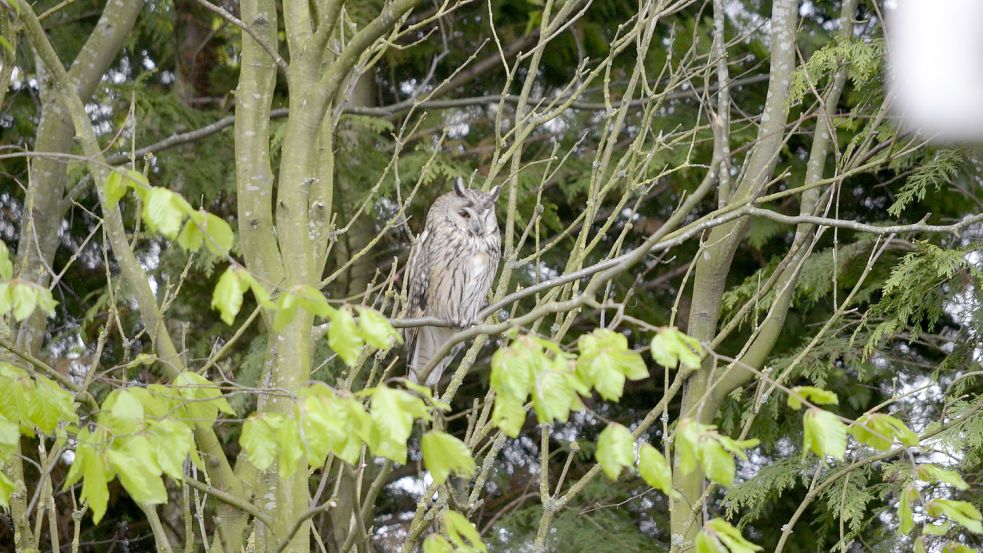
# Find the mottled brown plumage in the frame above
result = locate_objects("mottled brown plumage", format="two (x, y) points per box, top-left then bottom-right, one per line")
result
(405, 182), (501, 385)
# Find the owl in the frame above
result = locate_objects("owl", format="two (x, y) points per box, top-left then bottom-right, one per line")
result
(405, 181), (502, 386)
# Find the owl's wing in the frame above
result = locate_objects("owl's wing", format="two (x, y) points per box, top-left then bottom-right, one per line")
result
(403, 228), (433, 359)
(480, 232), (502, 313)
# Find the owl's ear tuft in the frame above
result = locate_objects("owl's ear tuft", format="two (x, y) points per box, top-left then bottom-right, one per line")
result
(488, 185), (501, 202)
(453, 180), (466, 197)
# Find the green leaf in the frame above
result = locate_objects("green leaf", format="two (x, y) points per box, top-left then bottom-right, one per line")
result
(240, 413), (284, 471)
(531, 359), (577, 425)
(107, 435), (167, 504)
(273, 291), (300, 332)
(926, 499), (983, 534)
(576, 329), (649, 401)
(849, 413), (920, 450)
(638, 443), (674, 497)
(142, 187), (187, 238)
(704, 518), (763, 553)
(294, 285), (333, 318)
(211, 267), (247, 325)
(914, 537), (927, 553)
(27, 375), (78, 434)
(0, 283), (11, 316)
(422, 535), (454, 553)
(899, 486), (918, 535)
(917, 464), (970, 491)
(596, 423), (635, 480)
(104, 171), (127, 207)
(176, 219), (203, 252)
(490, 338), (540, 401)
(443, 510), (487, 552)
(491, 395), (526, 438)
(77, 443), (109, 523)
(676, 419), (702, 476)
(300, 386), (348, 465)
(149, 419), (194, 480)
(368, 386), (428, 463)
(173, 371), (235, 425)
(0, 470), (13, 509)
(328, 307), (364, 366)
(356, 307), (402, 351)
(422, 431), (476, 485)
(650, 327), (702, 371)
(787, 386), (839, 410)
(0, 242), (12, 280)
(701, 439), (736, 487)
(111, 389), (145, 423)
(196, 212), (234, 255)
(803, 408), (846, 460)
(695, 531), (724, 553)
(11, 282), (38, 322)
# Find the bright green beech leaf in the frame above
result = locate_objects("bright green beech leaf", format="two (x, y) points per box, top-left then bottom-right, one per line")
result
(576, 329), (649, 401)
(150, 419), (194, 480)
(273, 291), (300, 332)
(924, 521), (954, 535)
(28, 375), (78, 434)
(11, 282), (37, 322)
(676, 419), (702, 476)
(369, 386), (429, 463)
(108, 435), (167, 504)
(77, 443), (109, 523)
(917, 464), (970, 491)
(176, 219), (203, 252)
(356, 307), (402, 351)
(703, 518), (763, 553)
(650, 327), (702, 371)
(422, 431), (476, 485)
(241, 413), (284, 471)
(111, 389), (144, 423)
(490, 338), (541, 402)
(443, 510), (487, 552)
(491, 395), (526, 438)
(196, 212), (234, 255)
(142, 187), (187, 238)
(531, 359), (577, 425)
(849, 413), (919, 450)
(716, 436), (759, 461)
(300, 387), (345, 465)
(638, 443), (674, 497)
(914, 537), (927, 553)
(787, 386), (839, 410)
(943, 542), (977, 553)
(596, 423), (635, 480)
(422, 535), (454, 553)
(701, 439), (736, 487)
(926, 499), (983, 534)
(173, 371), (235, 425)
(0, 242), (12, 280)
(0, 471), (12, 510)
(211, 267), (247, 325)
(803, 408), (846, 460)
(899, 485), (918, 535)
(328, 307), (364, 366)
(104, 171), (127, 207)
(695, 531), (723, 553)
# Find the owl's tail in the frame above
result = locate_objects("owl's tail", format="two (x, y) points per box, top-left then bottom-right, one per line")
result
(408, 326), (460, 386)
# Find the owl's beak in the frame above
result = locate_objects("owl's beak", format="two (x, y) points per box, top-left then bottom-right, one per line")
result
(470, 218), (483, 236)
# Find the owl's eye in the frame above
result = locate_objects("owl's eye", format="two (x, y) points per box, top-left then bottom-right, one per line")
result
(459, 210), (470, 219)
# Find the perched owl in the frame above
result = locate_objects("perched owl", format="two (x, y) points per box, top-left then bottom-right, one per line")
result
(405, 181), (502, 385)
